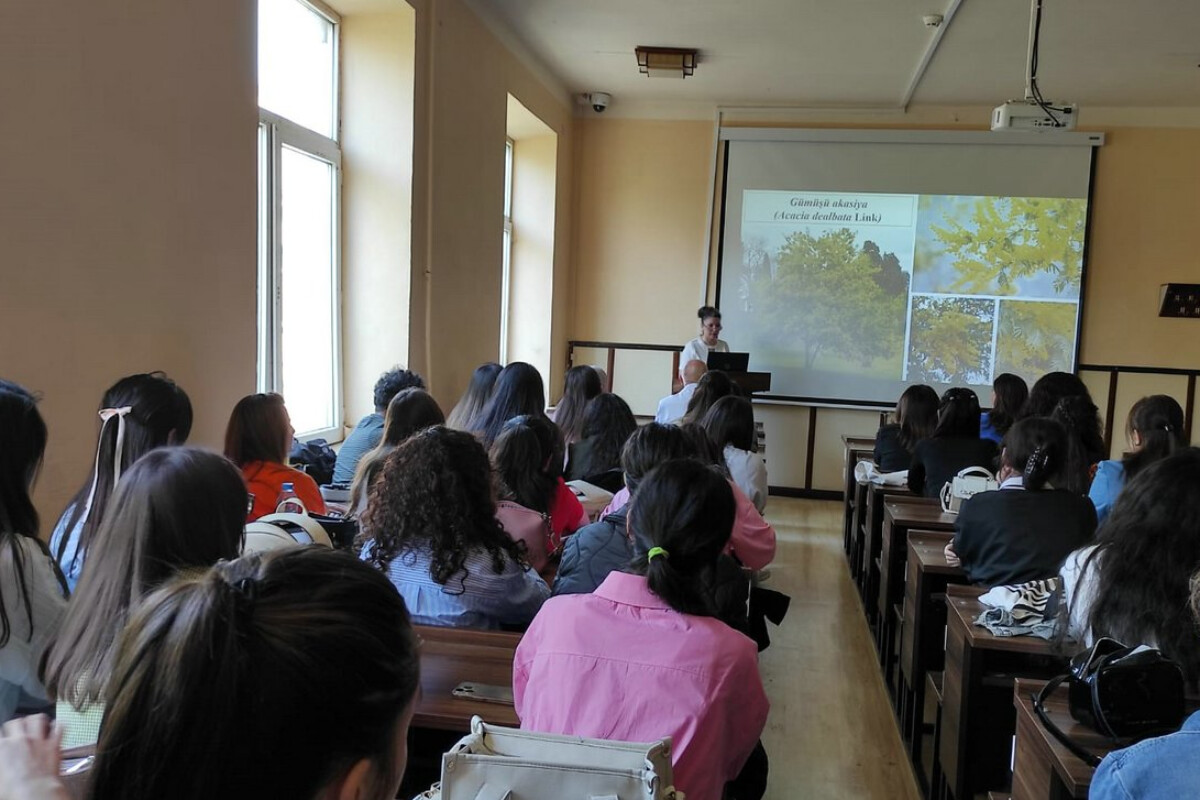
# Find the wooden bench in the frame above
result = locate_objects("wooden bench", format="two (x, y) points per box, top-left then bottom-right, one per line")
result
(842, 435), (876, 557)
(413, 624), (521, 731)
(859, 484), (927, 620)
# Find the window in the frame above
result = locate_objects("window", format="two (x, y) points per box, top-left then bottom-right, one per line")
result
(500, 137), (514, 362)
(257, 0), (342, 439)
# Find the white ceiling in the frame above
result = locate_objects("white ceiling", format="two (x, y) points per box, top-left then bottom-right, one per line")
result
(477, 0), (1200, 112)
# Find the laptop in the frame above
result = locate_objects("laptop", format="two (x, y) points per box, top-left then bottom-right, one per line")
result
(707, 351), (749, 372)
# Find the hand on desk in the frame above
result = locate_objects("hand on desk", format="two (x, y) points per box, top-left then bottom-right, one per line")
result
(944, 541), (961, 568)
(0, 715), (70, 800)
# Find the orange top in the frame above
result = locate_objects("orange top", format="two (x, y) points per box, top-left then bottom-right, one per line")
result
(242, 460), (326, 522)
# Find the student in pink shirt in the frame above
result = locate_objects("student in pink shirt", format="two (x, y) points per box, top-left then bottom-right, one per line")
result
(514, 459), (769, 800)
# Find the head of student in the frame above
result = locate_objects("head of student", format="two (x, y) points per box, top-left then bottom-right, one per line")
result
(1050, 395), (1106, 494)
(682, 359), (708, 386)
(1123, 394), (1186, 480)
(372, 366), (426, 414)
(223, 392), (293, 467)
(1022, 371), (1091, 419)
(999, 416), (1068, 490)
(44, 447), (247, 709)
(474, 361), (547, 448)
(363, 426), (521, 585)
(678, 422), (725, 470)
(932, 387), (982, 439)
(989, 373), (1029, 438)
(895, 384), (939, 451)
(349, 389), (445, 513)
(88, 547), (420, 800)
(682, 370), (737, 425)
(697, 306), (723, 346)
(628, 459), (736, 617)
(554, 365), (603, 445)
(702, 395), (757, 453)
(491, 414), (566, 514)
(621, 423), (693, 495)
(446, 362), (502, 431)
(1081, 447), (1200, 682)
(578, 393), (638, 472)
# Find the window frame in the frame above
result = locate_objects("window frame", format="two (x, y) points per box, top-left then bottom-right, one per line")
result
(500, 137), (514, 362)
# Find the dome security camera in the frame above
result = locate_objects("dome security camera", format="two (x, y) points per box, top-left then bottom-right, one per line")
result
(590, 92), (612, 113)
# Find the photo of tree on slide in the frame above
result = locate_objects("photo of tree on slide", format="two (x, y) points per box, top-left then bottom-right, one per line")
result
(741, 228), (909, 374)
(995, 300), (1078, 378)
(907, 296), (994, 384)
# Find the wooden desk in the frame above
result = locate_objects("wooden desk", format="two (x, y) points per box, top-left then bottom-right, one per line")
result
(1010, 678), (1106, 800)
(899, 530), (968, 765)
(842, 435), (876, 559)
(414, 625), (521, 731)
(876, 502), (955, 689)
(859, 484), (925, 618)
(940, 586), (1065, 799)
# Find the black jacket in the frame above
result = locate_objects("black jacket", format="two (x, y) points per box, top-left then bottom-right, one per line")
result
(873, 424), (910, 473)
(954, 488), (1098, 587)
(908, 437), (998, 498)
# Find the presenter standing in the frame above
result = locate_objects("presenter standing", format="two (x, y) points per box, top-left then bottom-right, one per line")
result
(680, 305), (729, 378)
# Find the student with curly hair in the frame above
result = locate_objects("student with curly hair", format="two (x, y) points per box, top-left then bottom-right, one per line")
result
(333, 366), (426, 483)
(362, 426), (549, 629)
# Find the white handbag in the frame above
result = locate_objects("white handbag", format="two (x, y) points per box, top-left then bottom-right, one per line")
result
(417, 716), (684, 800)
(939, 466), (999, 514)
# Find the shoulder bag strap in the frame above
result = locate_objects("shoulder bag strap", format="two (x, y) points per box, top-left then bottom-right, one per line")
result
(1032, 675), (1103, 768)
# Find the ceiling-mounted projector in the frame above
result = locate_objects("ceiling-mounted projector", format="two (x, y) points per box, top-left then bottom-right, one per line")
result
(991, 99), (1077, 131)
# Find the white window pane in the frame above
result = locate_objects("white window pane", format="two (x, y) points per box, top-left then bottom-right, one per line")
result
(258, 0), (336, 138)
(280, 146), (337, 435)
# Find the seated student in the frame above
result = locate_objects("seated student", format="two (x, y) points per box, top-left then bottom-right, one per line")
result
(656, 359), (707, 425)
(333, 366), (425, 483)
(516, 459), (769, 800)
(703, 395), (768, 513)
(681, 369), (737, 425)
(362, 426), (549, 629)
(1087, 568), (1200, 800)
(76, 547), (415, 800)
(42, 448), (246, 747)
(874, 384), (938, 473)
(550, 365), (602, 445)
(908, 387), (998, 498)
(1050, 395), (1107, 495)
(1089, 394), (1185, 524)
(979, 372), (1027, 445)
(946, 417), (1097, 586)
(490, 415), (587, 572)
(1020, 370), (1092, 419)
(50, 372), (193, 591)
(1060, 448), (1200, 682)
(347, 388), (444, 516)
(0, 381), (68, 723)
(471, 361), (548, 450)
(565, 393), (638, 492)
(224, 392), (326, 521)
(445, 362), (502, 431)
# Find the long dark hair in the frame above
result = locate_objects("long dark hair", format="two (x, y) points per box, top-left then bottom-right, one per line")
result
(682, 370), (737, 425)
(578, 393), (638, 475)
(44, 448), (246, 708)
(446, 362), (502, 431)
(620, 423), (693, 495)
(1022, 371), (1091, 419)
(1075, 448), (1200, 682)
(89, 547), (420, 800)
(702, 395), (756, 453)
(628, 459), (735, 617)
(1050, 396), (1105, 495)
(349, 389), (445, 513)
(363, 427), (523, 587)
(1001, 417), (1068, 491)
(472, 362), (547, 449)
(0, 380), (61, 648)
(1122, 395), (1185, 482)
(678, 422), (726, 471)
(491, 415), (565, 514)
(895, 384), (939, 451)
(932, 387), (982, 439)
(223, 392), (290, 467)
(56, 372), (193, 573)
(553, 366), (602, 445)
(989, 373), (1029, 438)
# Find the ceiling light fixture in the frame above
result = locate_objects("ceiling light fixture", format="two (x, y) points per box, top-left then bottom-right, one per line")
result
(635, 46), (698, 79)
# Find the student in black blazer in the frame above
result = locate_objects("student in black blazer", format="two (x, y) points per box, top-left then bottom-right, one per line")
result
(946, 417), (1098, 587)
(873, 384), (938, 473)
(907, 387), (998, 498)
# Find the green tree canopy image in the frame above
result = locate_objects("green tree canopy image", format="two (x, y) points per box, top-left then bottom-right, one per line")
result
(995, 301), (1077, 379)
(907, 296), (994, 384)
(930, 197), (1086, 296)
(746, 228), (909, 369)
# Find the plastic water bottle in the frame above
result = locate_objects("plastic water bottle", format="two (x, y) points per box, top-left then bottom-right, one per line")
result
(276, 482), (308, 515)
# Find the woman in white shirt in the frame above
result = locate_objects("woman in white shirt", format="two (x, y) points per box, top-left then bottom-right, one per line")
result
(702, 395), (768, 514)
(680, 305), (729, 378)
(0, 380), (69, 723)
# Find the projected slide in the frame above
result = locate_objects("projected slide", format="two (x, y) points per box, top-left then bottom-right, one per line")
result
(727, 190), (1085, 401)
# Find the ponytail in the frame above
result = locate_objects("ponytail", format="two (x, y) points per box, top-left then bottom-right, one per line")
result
(1022, 445), (1053, 490)
(1123, 395), (1186, 481)
(1003, 417), (1069, 491)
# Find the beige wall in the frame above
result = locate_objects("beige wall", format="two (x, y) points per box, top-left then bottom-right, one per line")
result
(569, 117), (1200, 490)
(409, 0), (574, 410)
(0, 0), (258, 521)
(341, 8), (416, 423)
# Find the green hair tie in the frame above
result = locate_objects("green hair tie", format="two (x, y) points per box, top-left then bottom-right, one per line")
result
(647, 547), (669, 562)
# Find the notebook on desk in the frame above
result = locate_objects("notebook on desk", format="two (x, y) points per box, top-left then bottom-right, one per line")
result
(707, 351), (749, 372)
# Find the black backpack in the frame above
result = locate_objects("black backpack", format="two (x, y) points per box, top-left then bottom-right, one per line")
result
(289, 438), (337, 487)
